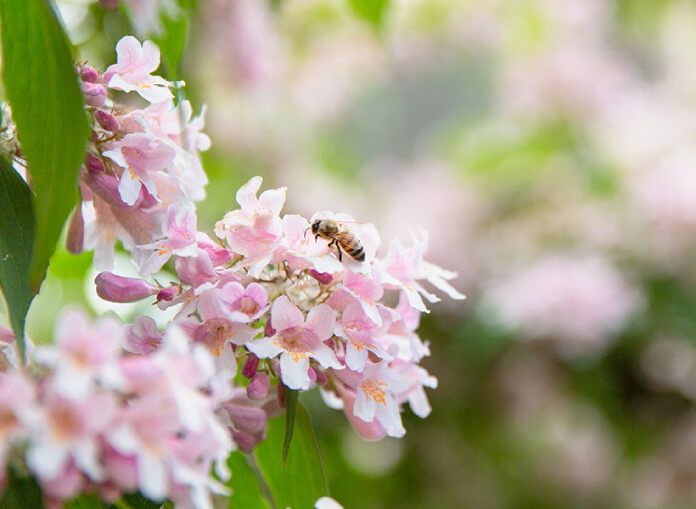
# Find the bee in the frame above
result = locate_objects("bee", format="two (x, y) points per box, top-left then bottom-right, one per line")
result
(309, 219), (365, 262)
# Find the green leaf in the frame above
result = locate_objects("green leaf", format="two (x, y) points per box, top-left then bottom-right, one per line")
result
(283, 388), (299, 468)
(0, 468), (44, 509)
(254, 404), (329, 509)
(0, 0), (90, 292)
(64, 493), (106, 509)
(0, 157), (35, 362)
(118, 493), (163, 509)
(347, 0), (390, 28)
(153, 7), (188, 81)
(227, 451), (271, 509)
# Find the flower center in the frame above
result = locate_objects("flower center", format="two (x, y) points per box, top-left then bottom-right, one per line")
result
(276, 327), (317, 353)
(359, 379), (388, 405)
(239, 296), (259, 315)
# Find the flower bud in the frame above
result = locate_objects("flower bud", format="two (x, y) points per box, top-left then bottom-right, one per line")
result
(242, 354), (259, 378)
(246, 372), (270, 400)
(340, 388), (386, 440)
(264, 321), (276, 337)
(66, 205), (84, 254)
(309, 269), (333, 285)
(95, 272), (157, 303)
(79, 65), (98, 83)
(232, 431), (259, 453)
(157, 285), (178, 302)
(315, 369), (328, 386)
(222, 403), (267, 434)
(307, 367), (317, 389)
(82, 82), (107, 108)
(94, 110), (119, 132)
(85, 153), (106, 175)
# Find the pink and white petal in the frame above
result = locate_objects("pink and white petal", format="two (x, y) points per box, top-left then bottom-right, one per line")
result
(244, 283), (268, 307)
(408, 387), (432, 418)
(426, 271), (466, 300)
(102, 147), (128, 168)
(414, 281), (441, 304)
(136, 82), (173, 103)
(73, 440), (103, 481)
(114, 36), (141, 68)
(353, 390), (375, 423)
(26, 441), (69, 480)
(305, 304), (336, 341)
(279, 352), (311, 390)
(376, 397), (405, 438)
(54, 368), (92, 401)
(360, 300), (383, 326)
(107, 73), (138, 93)
(258, 187), (287, 216)
(344, 342), (369, 372)
(140, 40), (161, 74)
(316, 496), (345, 509)
(236, 176), (262, 209)
(118, 169), (143, 206)
(138, 453), (168, 501)
(246, 336), (283, 360)
(227, 323), (259, 345)
(310, 255), (344, 274)
(270, 296), (304, 331)
(139, 249), (172, 276)
(221, 282), (245, 302)
(309, 343), (342, 370)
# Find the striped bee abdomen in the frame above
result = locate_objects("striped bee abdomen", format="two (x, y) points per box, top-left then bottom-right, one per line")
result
(336, 231), (365, 261)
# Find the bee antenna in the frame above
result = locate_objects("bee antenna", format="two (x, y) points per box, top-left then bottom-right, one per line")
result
(304, 227), (310, 239)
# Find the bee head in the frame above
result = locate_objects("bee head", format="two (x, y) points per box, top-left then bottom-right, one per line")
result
(311, 221), (320, 235)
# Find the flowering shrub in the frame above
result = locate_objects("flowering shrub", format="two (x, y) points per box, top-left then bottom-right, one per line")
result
(0, 30), (462, 508)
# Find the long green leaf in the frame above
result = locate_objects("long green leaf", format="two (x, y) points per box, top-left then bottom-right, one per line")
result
(0, 0), (90, 292)
(283, 388), (299, 468)
(64, 493), (106, 509)
(254, 404), (328, 509)
(0, 157), (35, 362)
(0, 468), (44, 509)
(227, 451), (272, 509)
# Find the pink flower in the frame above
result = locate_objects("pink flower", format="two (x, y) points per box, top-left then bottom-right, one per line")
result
(26, 389), (117, 483)
(246, 296), (341, 390)
(124, 315), (162, 354)
(138, 206), (198, 275)
(214, 176), (286, 275)
(34, 309), (123, 400)
(335, 301), (391, 372)
(217, 282), (269, 322)
(103, 132), (176, 206)
(104, 36), (173, 103)
(353, 361), (409, 438)
(0, 372), (37, 465)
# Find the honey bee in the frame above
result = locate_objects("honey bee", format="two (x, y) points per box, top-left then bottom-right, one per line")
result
(309, 219), (365, 262)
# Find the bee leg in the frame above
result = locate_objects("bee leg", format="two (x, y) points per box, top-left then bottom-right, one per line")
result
(336, 244), (343, 262)
(314, 234), (320, 242)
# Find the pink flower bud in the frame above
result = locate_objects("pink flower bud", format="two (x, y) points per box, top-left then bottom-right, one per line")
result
(94, 110), (119, 132)
(139, 187), (158, 209)
(309, 269), (333, 285)
(66, 205), (84, 254)
(264, 321), (276, 337)
(242, 354), (259, 378)
(247, 372), (270, 400)
(232, 431), (259, 453)
(82, 82), (107, 107)
(85, 153), (106, 174)
(79, 65), (98, 83)
(157, 285), (178, 302)
(307, 367), (317, 389)
(95, 272), (157, 302)
(222, 403), (267, 434)
(315, 369), (328, 386)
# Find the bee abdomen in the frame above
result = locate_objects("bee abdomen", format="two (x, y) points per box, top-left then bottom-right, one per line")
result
(350, 245), (366, 261)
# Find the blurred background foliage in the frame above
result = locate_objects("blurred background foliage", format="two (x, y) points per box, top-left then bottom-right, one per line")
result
(10, 0), (696, 507)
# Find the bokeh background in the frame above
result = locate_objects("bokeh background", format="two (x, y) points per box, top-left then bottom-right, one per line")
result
(15, 0), (696, 507)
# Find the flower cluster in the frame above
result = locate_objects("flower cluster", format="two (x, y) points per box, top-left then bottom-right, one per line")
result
(98, 175), (464, 440)
(70, 35), (209, 271)
(0, 310), (233, 508)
